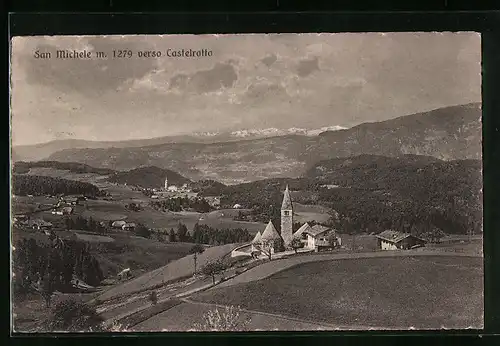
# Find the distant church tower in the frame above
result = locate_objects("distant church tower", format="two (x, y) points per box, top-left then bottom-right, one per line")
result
(164, 176), (168, 190)
(281, 185), (293, 247)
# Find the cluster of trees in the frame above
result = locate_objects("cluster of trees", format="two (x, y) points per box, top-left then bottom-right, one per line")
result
(45, 299), (105, 332)
(64, 216), (106, 233)
(162, 222), (252, 245)
(211, 156), (482, 237)
(107, 166), (191, 189)
(12, 175), (102, 198)
(191, 223), (252, 245)
(191, 179), (227, 195)
(13, 238), (104, 306)
(150, 197), (212, 213)
(125, 202), (143, 212)
(13, 161), (115, 175)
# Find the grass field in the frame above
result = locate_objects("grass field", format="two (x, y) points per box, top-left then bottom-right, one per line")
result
(293, 203), (332, 224)
(132, 301), (333, 331)
(192, 256), (483, 329)
(96, 243), (240, 302)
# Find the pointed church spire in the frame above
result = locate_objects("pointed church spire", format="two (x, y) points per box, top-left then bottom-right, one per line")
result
(281, 185), (293, 210)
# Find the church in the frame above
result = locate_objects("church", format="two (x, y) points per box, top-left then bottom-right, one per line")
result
(250, 185), (341, 255)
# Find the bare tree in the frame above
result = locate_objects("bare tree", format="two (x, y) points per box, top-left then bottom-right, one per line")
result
(259, 240), (275, 260)
(149, 290), (158, 305)
(201, 260), (226, 285)
(290, 237), (302, 254)
(189, 244), (205, 274)
(193, 305), (251, 331)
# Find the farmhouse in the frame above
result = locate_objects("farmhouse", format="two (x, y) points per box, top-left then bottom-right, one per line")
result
(29, 219), (53, 231)
(375, 230), (426, 250)
(62, 206), (74, 215)
(294, 223), (341, 252)
(112, 220), (127, 229)
(122, 223), (136, 231)
(117, 268), (132, 281)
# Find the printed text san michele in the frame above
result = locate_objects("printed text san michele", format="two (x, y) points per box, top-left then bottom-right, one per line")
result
(33, 48), (213, 59)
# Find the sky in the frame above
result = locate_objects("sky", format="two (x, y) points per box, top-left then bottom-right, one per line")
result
(10, 32), (481, 146)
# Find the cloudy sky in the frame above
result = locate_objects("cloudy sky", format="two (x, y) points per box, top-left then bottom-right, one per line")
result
(10, 32), (481, 146)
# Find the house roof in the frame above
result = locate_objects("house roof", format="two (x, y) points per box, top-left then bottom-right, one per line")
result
(305, 224), (333, 237)
(281, 185), (293, 210)
(293, 222), (312, 238)
(30, 219), (53, 227)
(251, 231), (262, 244)
(375, 230), (425, 243)
(260, 220), (282, 242)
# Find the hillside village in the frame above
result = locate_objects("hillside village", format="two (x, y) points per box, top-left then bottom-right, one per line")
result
(10, 102), (483, 332)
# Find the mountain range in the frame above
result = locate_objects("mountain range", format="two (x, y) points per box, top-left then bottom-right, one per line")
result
(14, 103), (481, 185)
(11, 126), (347, 162)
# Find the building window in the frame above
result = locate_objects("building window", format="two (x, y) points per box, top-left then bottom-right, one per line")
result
(284, 211), (289, 216)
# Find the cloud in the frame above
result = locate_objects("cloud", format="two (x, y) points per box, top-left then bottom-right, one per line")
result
(296, 57), (320, 77)
(261, 54), (277, 67)
(17, 37), (158, 96)
(10, 33), (481, 145)
(169, 62), (238, 94)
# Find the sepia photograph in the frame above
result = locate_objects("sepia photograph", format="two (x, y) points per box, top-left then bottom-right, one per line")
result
(10, 32), (483, 332)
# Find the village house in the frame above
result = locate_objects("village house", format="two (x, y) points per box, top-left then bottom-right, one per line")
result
(111, 220), (127, 229)
(122, 222), (136, 231)
(117, 268), (132, 281)
(293, 223), (341, 252)
(29, 219), (53, 232)
(62, 206), (74, 215)
(375, 230), (426, 250)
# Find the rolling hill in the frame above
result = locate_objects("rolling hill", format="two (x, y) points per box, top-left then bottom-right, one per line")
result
(43, 103), (481, 184)
(213, 154), (482, 236)
(107, 166), (192, 189)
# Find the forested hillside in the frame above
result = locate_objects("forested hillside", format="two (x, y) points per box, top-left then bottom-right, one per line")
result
(12, 175), (102, 197)
(107, 166), (192, 188)
(13, 161), (115, 175)
(213, 155), (482, 236)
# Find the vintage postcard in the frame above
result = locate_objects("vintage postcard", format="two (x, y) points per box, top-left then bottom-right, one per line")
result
(10, 33), (483, 332)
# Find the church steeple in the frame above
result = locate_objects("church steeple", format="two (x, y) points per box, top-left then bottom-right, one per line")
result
(281, 185), (293, 210)
(281, 185), (293, 248)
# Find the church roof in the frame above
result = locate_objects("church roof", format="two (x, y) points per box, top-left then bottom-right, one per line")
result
(251, 231), (262, 244)
(293, 222), (312, 238)
(281, 185), (293, 210)
(260, 221), (282, 242)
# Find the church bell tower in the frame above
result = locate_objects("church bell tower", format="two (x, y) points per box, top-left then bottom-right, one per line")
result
(281, 185), (293, 247)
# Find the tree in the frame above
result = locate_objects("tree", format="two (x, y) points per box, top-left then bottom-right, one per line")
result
(327, 232), (338, 249)
(290, 237), (303, 254)
(40, 272), (55, 308)
(189, 244), (205, 274)
(149, 291), (158, 305)
(168, 228), (176, 242)
(260, 239), (282, 260)
(177, 222), (189, 242)
(193, 305), (251, 331)
(201, 260), (226, 285)
(46, 299), (104, 332)
(135, 223), (152, 238)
